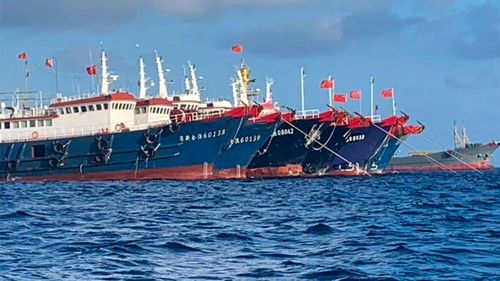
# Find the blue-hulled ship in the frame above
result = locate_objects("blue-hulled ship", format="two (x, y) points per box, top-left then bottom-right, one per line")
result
(0, 49), (263, 181)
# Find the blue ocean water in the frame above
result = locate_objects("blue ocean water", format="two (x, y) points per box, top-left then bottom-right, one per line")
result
(1, 170), (499, 280)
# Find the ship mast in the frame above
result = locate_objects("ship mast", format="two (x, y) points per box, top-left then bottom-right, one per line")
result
(453, 120), (463, 149)
(154, 50), (169, 99)
(138, 56), (153, 99)
(265, 76), (274, 103)
(100, 48), (118, 94)
(461, 123), (470, 147)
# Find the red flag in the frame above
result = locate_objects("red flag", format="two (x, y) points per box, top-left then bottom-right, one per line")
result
(231, 44), (243, 53)
(45, 58), (54, 68)
(381, 88), (393, 98)
(18, 52), (27, 60)
(320, 79), (334, 89)
(349, 89), (361, 100)
(86, 65), (97, 75)
(333, 94), (347, 103)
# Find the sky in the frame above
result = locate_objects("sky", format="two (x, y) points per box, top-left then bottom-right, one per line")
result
(1, 0), (499, 163)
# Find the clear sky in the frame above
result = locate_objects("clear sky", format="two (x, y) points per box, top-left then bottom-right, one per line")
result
(0, 0), (499, 163)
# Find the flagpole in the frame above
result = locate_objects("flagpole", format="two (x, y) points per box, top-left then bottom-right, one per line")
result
(391, 87), (396, 116)
(359, 95), (362, 115)
(370, 75), (374, 117)
(55, 58), (59, 94)
(328, 75), (333, 107)
(300, 66), (305, 112)
(24, 60), (29, 92)
(88, 45), (95, 93)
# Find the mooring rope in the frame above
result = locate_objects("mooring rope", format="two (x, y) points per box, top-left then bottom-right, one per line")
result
(371, 123), (458, 174)
(282, 119), (371, 176)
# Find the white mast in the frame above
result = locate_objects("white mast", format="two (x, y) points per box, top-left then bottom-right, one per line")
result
(183, 65), (191, 93)
(300, 66), (305, 112)
(138, 56), (147, 99)
(100, 48), (109, 94)
(231, 78), (239, 106)
(391, 87), (396, 116)
(265, 76), (274, 102)
(188, 61), (199, 96)
(454, 120), (463, 149)
(370, 75), (374, 117)
(154, 50), (168, 99)
(462, 123), (470, 146)
(328, 75), (333, 107)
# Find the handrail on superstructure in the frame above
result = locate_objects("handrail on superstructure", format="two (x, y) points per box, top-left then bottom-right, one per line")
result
(295, 109), (320, 119)
(366, 115), (382, 123)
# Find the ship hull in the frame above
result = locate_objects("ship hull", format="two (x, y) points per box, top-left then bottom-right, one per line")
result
(246, 118), (325, 178)
(1, 116), (246, 181)
(367, 136), (407, 173)
(386, 143), (499, 172)
(327, 123), (393, 176)
(301, 124), (352, 175)
(213, 119), (281, 179)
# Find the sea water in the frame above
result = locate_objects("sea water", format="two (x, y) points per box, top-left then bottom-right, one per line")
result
(1, 170), (499, 280)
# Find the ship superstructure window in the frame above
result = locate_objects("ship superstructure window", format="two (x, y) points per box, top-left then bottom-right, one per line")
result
(72, 106), (79, 113)
(141, 107), (146, 114)
(66, 107), (72, 114)
(32, 145), (46, 158)
(135, 108), (140, 114)
(21, 121), (27, 128)
(45, 120), (52, 126)
(4, 122), (10, 129)
(104, 103), (109, 110)
(37, 120), (44, 127)
(58, 108), (64, 115)
(29, 120), (36, 127)
(13, 122), (19, 128)
(96, 104), (102, 111)
(89, 105), (95, 111)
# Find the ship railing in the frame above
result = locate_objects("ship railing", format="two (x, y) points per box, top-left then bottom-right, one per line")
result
(295, 109), (320, 119)
(366, 115), (382, 123)
(0, 111), (229, 143)
(50, 92), (101, 104)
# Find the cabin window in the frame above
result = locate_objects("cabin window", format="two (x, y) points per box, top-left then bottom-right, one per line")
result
(29, 120), (36, 127)
(37, 120), (44, 127)
(141, 107), (146, 114)
(13, 122), (19, 128)
(134, 108), (140, 114)
(73, 106), (80, 113)
(81, 105), (87, 112)
(32, 145), (46, 158)
(58, 108), (64, 115)
(20, 121), (27, 128)
(89, 105), (95, 111)
(181, 104), (186, 110)
(103, 103), (109, 110)
(66, 107), (72, 114)
(4, 122), (10, 129)
(96, 104), (102, 111)
(45, 120), (52, 126)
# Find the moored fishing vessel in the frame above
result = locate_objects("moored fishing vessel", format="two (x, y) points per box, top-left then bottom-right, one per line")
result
(0, 49), (262, 181)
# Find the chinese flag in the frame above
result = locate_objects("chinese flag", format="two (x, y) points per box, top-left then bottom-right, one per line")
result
(333, 94), (347, 103)
(231, 44), (243, 53)
(349, 89), (361, 100)
(18, 52), (27, 60)
(45, 58), (54, 68)
(86, 65), (98, 75)
(320, 79), (334, 89)
(381, 88), (393, 98)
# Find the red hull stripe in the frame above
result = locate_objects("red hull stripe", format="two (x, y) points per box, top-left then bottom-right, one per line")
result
(385, 161), (495, 172)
